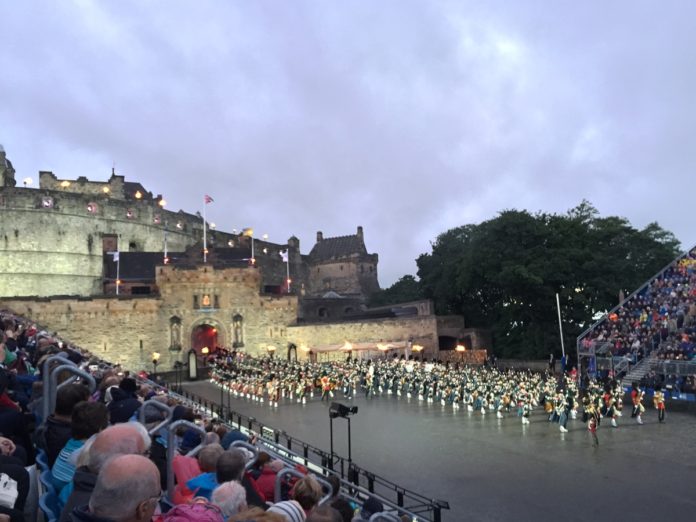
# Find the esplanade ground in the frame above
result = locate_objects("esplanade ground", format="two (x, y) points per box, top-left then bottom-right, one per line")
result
(184, 379), (695, 522)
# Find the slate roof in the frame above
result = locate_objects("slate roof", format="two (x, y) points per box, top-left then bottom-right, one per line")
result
(123, 181), (153, 200)
(308, 234), (367, 261)
(104, 252), (176, 281)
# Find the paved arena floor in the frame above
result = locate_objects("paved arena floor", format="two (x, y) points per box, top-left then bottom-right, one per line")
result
(181, 380), (696, 522)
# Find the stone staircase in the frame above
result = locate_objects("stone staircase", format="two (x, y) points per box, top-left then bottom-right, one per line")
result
(621, 354), (658, 388)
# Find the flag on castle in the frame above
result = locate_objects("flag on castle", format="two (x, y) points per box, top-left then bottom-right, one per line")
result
(202, 195), (214, 263)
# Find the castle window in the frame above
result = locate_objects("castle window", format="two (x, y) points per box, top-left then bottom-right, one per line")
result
(214, 295), (220, 309)
(369, 265), (373, 272)
(126, 208), (135, 219)
(128, 241), (137, 251)
(193, 295), (199, 309)
(340, 265), (343, 271)
(232, 314), (244, 347)
(360, 265), (364, 273)
(153, 214), (161, 224)
(344, 307), (354, 314)
(87, 202), (98, 214)
(318, 307), (329, 318)
(41, 197), (54, 209)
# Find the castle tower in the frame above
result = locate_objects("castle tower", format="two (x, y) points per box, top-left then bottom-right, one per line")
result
(306, 226), (379, 299)
(0, 145), (17, 187)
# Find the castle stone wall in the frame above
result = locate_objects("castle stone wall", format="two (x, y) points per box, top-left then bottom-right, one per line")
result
(306, 255), (379, 297)
(0, 187), (201, 297)
(288, 315), (440, 358)
(0, 296), (167, 370)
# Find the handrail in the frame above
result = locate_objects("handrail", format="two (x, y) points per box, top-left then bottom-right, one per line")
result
(175, 385), (448, 521)
(41, 353), (73, 421)
(139, 400), (174, 436)
(273, 467), (332, 506)
(47, 365), (96, 420)
(229, 440), (259, 469)
(165, 420), (207, 502)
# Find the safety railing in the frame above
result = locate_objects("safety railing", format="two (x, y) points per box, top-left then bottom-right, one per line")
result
(139, 399), (174, 436)
(43, 357), (96, 421)
(172, 385), (449, 521)
(165, 419), (207, 501)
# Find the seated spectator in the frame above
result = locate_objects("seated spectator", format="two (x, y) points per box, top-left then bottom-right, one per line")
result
(292, 475), (323, 517)
(52, 401), (108, 491)
(0, 439), (30, 522)
(330, 499), (354, 522)
(59, 422), (149, 522)
(211, 481), (247, 518)
(306, 506), (343, 522)
(229, 508), (284, 522)
(186, 443), (225, 500)
(251, 452), (285, 502)
(267, 500), (306, 522)
(69, 454), (161, 522)
(216, 449), (266, 509)
(108, 378), (142, 424)
(38, 383), (91, 467)
(352, 496), (383, 522)
(161, 498), (225, 522)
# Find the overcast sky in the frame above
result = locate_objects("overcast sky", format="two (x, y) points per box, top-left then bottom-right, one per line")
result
(2, 1), (695, 287)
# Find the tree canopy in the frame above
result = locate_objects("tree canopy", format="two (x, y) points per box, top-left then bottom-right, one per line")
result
(372, 201), (681, 359)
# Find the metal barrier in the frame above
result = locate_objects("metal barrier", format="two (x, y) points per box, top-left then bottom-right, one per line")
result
(165, 420), (207, 502)
(273, 466), (332, 506)
(45, 363), (96, 421)
(174, 386), (448, 521)
(41, 353), (73, 421)
(139, 400), (174, 436)
(229, 440), (259, 468)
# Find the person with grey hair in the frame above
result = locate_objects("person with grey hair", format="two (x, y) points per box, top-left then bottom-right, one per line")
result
(211, 481), (247, 518)
(217, 449), (267, 509)
(69, 454), (161, 522)
(60, 423), (148, 522)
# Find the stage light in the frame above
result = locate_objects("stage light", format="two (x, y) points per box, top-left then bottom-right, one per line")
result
(329, 402), (358, 419)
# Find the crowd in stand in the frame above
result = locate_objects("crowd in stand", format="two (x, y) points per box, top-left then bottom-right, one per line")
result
(0, 311), (408, 522)
(582, 247), (696, 362)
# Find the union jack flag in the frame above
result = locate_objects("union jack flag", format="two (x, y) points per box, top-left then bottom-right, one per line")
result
(204, 194), (214, 204)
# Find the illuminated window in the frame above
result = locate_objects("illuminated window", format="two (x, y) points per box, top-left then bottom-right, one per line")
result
(87, 202), (98, 214)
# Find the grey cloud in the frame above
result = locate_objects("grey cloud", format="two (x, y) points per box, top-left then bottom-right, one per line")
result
(1, 0), (694, 286)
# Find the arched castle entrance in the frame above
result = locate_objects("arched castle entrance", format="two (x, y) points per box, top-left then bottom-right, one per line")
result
(190, 318), (226, 354)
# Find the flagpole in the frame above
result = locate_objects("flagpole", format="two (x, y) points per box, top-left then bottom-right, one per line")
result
(203, 199), (207, 264)
(163, 222), (168, 264)
(116, 253), (120, 296)
(556, 292), (565, 359)
(286, 255), (291, 293)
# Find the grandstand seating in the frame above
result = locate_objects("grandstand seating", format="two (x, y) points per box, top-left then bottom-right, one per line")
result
(0, 309), (439, 522)
(578, 245), (696, 396)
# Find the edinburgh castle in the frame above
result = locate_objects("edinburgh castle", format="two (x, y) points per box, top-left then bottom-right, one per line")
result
(0, 145), (485, 371)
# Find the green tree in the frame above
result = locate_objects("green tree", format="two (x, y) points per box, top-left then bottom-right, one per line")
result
(369, 275), (422, 307)
(415, 202), (681, 359)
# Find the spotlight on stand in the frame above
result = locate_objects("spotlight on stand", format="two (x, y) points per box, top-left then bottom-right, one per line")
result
(328, 402), (358, 469)
(329, 402), (358, 419)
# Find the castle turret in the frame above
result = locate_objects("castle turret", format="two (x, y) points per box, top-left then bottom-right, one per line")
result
(0, 145), (17, 187)
(306, 227), (380, 299)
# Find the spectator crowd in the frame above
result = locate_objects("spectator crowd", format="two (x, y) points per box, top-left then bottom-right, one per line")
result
(0, 310), (408, 522)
